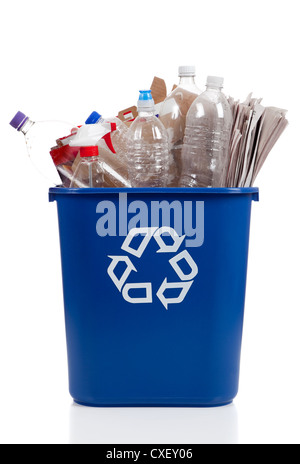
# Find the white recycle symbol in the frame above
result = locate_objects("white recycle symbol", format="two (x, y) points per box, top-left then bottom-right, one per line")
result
(107, 227), (199, 310)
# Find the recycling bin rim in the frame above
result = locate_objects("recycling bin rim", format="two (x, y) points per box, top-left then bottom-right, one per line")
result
(49, 186), (259, 201)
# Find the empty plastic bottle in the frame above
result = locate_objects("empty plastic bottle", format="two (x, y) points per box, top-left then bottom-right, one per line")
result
(70, 123), (131, 188)
(180, 76), (233, 188)
(10, 111), (77, 185)
(159, 66), (202, 186)
(97, 148), (131, 188)
(70, 146), (104, 188)
(127, 90), (170, 188)
(50, 144), (80, 188)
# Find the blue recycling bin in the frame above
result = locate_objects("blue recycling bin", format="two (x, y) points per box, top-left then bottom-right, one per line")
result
(49, 187), (259, 407)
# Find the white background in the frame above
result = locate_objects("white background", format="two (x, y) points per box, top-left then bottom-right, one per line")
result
(0, 0), (299, 445)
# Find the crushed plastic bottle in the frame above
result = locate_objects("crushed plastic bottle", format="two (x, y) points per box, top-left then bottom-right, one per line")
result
(127, 90), (170, 188)
(180, 76), (233, 188)
(10, 111), (77, 185)
(159, 66), (202, 186)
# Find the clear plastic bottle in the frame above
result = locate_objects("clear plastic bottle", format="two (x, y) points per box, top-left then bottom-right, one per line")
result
(127, 90), (170, 188)
(70, 124), (131, 188)
(97, 147), (131, 188)
(9, 111), (77, 185)
(159, 66), (202, 186)
(180, 76), (233, 188)
(50, 144), (80, 188)
(85, 111), (129, 159)
(70, 146), (104, 188)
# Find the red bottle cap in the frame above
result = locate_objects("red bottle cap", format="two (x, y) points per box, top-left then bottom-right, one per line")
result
(80, 146), (99, 158)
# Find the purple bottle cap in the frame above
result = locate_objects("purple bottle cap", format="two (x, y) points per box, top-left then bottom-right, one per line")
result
(10, 111), (29, 131)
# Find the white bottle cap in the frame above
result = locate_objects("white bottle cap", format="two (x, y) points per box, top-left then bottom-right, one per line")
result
(206, 76), (224, 88)
(179, 66), (196, 77)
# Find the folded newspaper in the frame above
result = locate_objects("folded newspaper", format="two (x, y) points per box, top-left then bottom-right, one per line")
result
(226, 94), (289, 187)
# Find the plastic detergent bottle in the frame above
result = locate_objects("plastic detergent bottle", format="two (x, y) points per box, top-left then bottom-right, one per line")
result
(70, 123), (131, 188)
(70, 146), (104, 188)
(85, 111), (128, 159)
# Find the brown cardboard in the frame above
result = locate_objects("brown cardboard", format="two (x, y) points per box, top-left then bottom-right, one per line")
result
(117, 106), (138, 126)
(159, 87), (199, 145)
(72, 152), (81, 173)
(172, 88), (199, 116)
(150, 77), (167, 104)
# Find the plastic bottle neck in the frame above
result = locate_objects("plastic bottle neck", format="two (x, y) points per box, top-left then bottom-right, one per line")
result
(19, 118), (35, 135)
(206, 84), (223, 92)
(80, 146), (99, 158)
(138, 109), (155, 118)
(179, 76), (196, 86)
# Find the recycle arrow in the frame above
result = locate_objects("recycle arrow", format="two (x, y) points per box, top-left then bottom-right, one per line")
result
(121, 227), (158, 258)
(154, 227), (186, 253)
(156, 278), (194, 310)
(107, 256), (137, 292)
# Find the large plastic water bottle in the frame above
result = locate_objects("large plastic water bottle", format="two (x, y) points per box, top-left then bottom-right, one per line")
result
(10, 111), (77, 185)
(180, 76), (233, 188)
(159, 66), (202, 186)
(127, 90), (170, 188)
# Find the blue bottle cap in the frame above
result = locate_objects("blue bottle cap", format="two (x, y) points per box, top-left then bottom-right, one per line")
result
(139, 90), (153, 101)
(137, 90), (155, 111)
(85, 111), (102, 125)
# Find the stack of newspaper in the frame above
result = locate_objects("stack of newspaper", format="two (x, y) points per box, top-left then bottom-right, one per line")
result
(226, 94), (288, 187)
